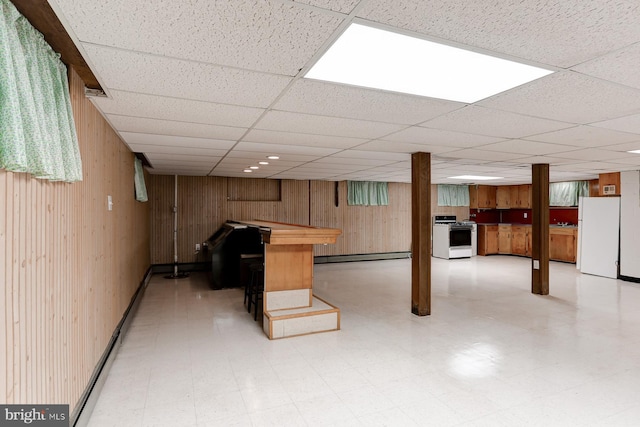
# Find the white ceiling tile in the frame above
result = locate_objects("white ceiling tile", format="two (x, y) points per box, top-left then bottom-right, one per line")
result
(605, 156), (640, 167)
(355, 141), (465, 154)
(591, 113), (640, 134)
(524, 125), (640, 147)
(549, 171), (599, 181)
(313, 157), (396, 166)
(478, 71), (640, 124)
(242, 129), (367, 149)
(224, 150), (320, 162)
(83, 44), (292, 108)
(443, 149), (528, 162)
(479, 140), (578, 156)
(573, 43), (640, 91)
(149, 169), (210, 176)
(382, 126), (505, 147)
(508, 156), (583, 166)
(145, 153), (219, 162)
(293, 0), (360, 13)
(217, 157), (304, 168)
(126, 143), (228, 157)
(552, 148), (630, 161)
(107, 115), (247, 140)
(303, 163), (368, 171)
(422, 106), (573, 138)
(255, 111), (405, 139)
(94, 90), (264, 127)
(148, 161), (212, 169)
(329, 150), (409, 161)
(597, 142), (640, 153)
(120, 133), (235, 150)
(357, 0), (640, 68)
(233, 141), (341, 156)
(274, 79), (463, 124)
(57, 0), (344, 75)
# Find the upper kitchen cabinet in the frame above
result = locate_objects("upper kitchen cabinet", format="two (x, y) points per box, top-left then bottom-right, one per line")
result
(513, 184), (531, 208)
(599, 172), (621, 196)
(496, 186), (511, 209)
(469, 185), (497, 209)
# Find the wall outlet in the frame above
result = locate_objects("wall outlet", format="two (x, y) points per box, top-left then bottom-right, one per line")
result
(533, 260), (540, 270)
(195, 243), (200, 251)
(524, 212), (527, 219)
(107, 195), (113, 211)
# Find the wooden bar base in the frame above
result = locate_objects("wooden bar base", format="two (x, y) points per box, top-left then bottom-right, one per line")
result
(236, 220), (342, 339)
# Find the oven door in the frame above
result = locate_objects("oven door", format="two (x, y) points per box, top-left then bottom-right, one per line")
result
(449, 227), (472, 247)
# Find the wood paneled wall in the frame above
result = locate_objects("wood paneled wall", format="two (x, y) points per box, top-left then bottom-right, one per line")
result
(147, 176), (309, 264)
(310, 181), (412, 256)
(0, 69), (150, 412)
(148, 178), (473, 262)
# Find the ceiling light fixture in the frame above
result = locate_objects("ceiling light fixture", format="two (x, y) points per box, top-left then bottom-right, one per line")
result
(305, 23), (554, 103)
(627, 149), (640, 154)
(259, 161), (269, 165)
(249, 166), (259, 169)
(449, 175), (503, 181)
(243, 169), (252, 173)
(267, 155), (280, 160)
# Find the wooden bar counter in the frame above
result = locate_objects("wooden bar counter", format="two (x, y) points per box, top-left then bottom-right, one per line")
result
(235, 220), (342, 339)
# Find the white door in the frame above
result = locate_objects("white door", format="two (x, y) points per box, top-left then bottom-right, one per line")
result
(579, 197), (620, 279)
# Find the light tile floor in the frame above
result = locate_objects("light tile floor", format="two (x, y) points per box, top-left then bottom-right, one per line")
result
(87, 256), (640, 426)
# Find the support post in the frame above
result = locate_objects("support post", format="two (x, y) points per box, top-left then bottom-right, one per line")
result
(531, 164), (550, 295)
(411, 152), (431, 315)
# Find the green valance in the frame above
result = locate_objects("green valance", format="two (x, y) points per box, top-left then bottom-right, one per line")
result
(437, 184), (469, 206)
(347, 181), (389, 206)
(0, 0), (82, 182)
(549, 181), (589, 206)
(134, 158), (148, 202)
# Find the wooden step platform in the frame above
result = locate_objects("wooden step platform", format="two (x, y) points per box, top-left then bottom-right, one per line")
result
(263, 295), (340, 339)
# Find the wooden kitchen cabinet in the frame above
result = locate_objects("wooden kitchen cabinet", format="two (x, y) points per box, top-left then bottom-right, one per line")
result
(496, 186), (511, 209)
(549, 228), (578, 263)
(511, 225), (528, 256)
(517, 184), (531, 208)
(477, 225), (499, 255)
(498, 225), (512, 254)
(508, 184), (532, 208)
(470, 185), (497, 209)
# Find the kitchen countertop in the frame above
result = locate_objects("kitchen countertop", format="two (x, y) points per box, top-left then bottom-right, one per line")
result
(477, 223), (577, 228)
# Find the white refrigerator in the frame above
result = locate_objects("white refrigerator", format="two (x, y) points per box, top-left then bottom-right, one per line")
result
(577, 197), (620, 279)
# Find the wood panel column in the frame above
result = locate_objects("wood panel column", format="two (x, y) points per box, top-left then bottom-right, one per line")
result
(531, 164), (550, 295)
(411, 152), (431, 315)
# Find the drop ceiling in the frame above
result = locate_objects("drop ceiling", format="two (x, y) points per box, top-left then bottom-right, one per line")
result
(48, 0), (640, 184)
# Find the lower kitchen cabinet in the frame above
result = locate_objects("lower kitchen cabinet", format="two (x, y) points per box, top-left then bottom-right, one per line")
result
(549, 228), (578, 263)
(477, 224), (577, 263)
(511, 225), (529, 256)
(477, 225), (499, 255)
(498, 225), (512, 254)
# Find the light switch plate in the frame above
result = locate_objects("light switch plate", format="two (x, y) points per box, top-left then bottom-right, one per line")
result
(533, 259), (540, 270)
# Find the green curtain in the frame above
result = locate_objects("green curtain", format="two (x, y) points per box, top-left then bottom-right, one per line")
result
(134, 158), (148, 202)
(549, 181), (589, 206)
(0, 0), (82, 182)
(437, 184), (470, 206)
(347, 181), (389, 206)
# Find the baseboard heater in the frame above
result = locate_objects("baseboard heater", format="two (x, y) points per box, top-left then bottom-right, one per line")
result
(314, 251), (412, 264)
(71, 267), (152, 427)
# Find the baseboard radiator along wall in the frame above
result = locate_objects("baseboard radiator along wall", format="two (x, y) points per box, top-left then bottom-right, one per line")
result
(72, 268), (153, 427)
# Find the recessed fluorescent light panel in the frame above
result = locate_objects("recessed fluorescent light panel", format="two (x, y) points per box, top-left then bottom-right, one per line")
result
(305, 23), (553, 103)
(449, 175), (503, 181)
(627, 150), (640, 154)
